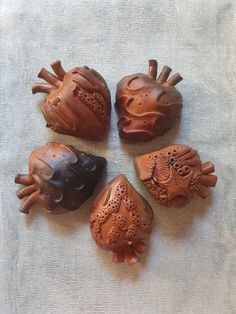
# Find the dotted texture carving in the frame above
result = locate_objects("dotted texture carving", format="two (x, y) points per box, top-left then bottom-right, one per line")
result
(115, 59), (183, 141)
(32, 61), (111, 141)
(15, 143), (106, 214)
(135, 145), (217, 208)
(89, 175), (153, 265)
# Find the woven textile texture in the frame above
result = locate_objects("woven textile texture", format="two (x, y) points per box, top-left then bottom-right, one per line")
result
(0, 0), (236, 313)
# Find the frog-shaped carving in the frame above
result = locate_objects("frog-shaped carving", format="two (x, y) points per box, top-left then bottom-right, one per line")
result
(135, 145), (217, 208)
(115, 59), (183, 141)
(32, 60), (111, 141)
(89, 174), (153, 265)
(15, 143), (107, 214)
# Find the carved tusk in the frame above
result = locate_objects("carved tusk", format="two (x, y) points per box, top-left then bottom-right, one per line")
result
(148, 59), (158, 80)
(14, 174), (34, 185)
(157, 65), (172, 84)
(16, 184), (37, 199)
(166, 73), (183, 86)
(50, 60), (66, 80)
(32, 83), (54, 94)
(201, 161), (215, 174)
(133, 241), (148, 254)
(38, 68), (62, 88)
(198, 185), (210, 198)
(19, 191), (39, 214)
(112, 251), (124, 263)
(124, 246), (139, 265)
(200, 174), (217, 187)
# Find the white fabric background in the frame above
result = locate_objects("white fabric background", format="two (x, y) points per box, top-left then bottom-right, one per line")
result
(0, 0), (236, 313)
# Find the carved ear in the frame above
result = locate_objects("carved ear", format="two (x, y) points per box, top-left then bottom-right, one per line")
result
(134, 155), (155, 181)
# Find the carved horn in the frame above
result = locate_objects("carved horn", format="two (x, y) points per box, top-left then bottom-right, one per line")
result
(38, 68), (62, 88)
(50, 60), (66, 80)
(148, 59), (158, 80)
(166, 73), (183, 86)
(157, 65), (172, 84)
(32, 83), (54, 94)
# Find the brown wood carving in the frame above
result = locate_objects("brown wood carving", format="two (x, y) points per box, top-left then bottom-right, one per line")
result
(135, 145), (217, 208)
(15, 143), (107, 214)
(32, 60), (111, 141)
(115, 59), (183, 141)
(89, 174), (153, 265)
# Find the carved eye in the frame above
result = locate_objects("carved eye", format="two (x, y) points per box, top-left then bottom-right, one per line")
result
(127, 76), (145, 90)
(157, 91), (169, 103)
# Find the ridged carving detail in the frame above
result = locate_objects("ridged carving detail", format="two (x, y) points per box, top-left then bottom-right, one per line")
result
(89, 175), (153, 265)
(115, 59), (183, 141)
(32, 61), (111, 141)
(135, 145), (217, 208)
(15, 143), (107, 214)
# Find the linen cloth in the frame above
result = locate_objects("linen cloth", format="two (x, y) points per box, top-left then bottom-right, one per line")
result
(0, 0), (236, 313)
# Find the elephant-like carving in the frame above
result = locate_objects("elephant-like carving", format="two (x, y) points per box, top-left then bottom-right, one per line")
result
(32, 61), (111, 141)
(135, 145), (217, 208)
(89, 174), (153, 265)
(116, 59), (183, 141)
(15, 143), (107, 214)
